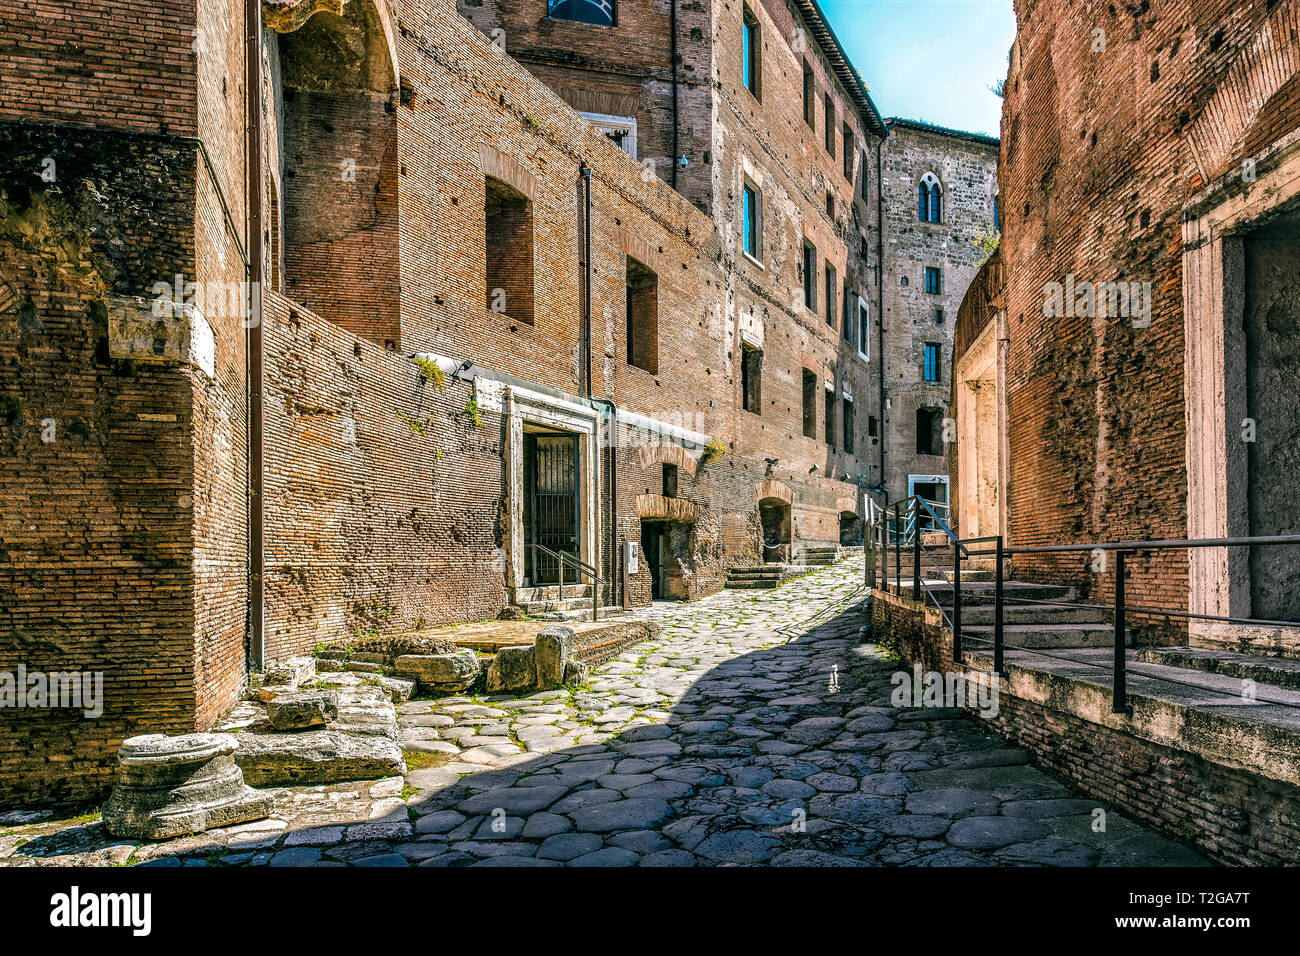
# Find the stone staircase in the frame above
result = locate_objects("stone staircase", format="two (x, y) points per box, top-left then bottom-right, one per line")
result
(793, 545), (841, 567)
(504, 584), (595, 621)
(725, 566), (785, 589)
(880, 545), (1118, 651)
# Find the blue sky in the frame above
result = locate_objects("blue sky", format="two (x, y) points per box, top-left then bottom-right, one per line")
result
(818, 0), (1016, 138)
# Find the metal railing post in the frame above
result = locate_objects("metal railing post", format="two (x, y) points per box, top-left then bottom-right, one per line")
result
(558, 553), (564, 599)
(952, 537), (962, 661)
(912, 499), (922, 600)
(893, 504), (902, 595)
(1113, 550), (1128, 714)
(994, 536), (1004, 675)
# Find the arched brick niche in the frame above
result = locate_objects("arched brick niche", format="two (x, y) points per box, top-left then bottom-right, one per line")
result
(754, 478), (793, 505)
(636, 443), (698, 477)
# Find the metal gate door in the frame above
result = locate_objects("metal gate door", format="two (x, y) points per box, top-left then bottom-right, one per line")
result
(530, 434), (579, 584)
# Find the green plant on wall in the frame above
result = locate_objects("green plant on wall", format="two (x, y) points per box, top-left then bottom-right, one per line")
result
(413, 356), (447, 391)
(701, 438), (726, 463)
(397, 410), (432, 435)
(464, 393), (482, 427)
(974, 228), (1000, 265)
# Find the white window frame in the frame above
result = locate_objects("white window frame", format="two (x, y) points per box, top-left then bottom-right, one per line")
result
(580, 111), (637, 159)
(856, 294), (870, 363)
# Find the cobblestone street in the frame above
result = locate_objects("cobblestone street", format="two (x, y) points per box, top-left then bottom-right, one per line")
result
(1, 559), (1205, 867)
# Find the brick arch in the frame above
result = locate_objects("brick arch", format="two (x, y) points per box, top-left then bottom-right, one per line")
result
(835, 495), (857, 516)
(1186, 4), (1300, 182)
(635, 494), (699, 523)
(754, 479), (793, 505)
(637, 443), (698, 477)
(265, 0), (399, 93)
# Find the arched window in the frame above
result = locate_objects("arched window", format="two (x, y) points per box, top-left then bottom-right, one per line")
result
(549, 0), (615, 27)
(918, 172), (942, 223)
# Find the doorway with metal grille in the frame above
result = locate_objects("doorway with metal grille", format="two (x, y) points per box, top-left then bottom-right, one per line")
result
(524, 431), (581, 585)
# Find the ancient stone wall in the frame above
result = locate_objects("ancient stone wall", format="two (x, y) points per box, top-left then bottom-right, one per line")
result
(879, 121), (999, 509)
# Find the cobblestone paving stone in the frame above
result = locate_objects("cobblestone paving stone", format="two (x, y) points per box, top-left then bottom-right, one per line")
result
(0, 558), (1207, 867)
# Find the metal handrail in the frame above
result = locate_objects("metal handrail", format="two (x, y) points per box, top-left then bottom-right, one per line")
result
(528, 543), (608, 622)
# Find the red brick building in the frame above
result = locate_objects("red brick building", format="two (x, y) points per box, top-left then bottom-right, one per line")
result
(960, 0), (1300, 654)
(0, 0), (899, 803)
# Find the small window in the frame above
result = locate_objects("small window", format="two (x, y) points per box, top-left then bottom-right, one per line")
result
(918, 172), (942, 223)
(826, 191), (835, 219)
(626, 256), (658, 373)
(742, 180), (762, 260)
(802, 369), (817, 439)
(842, 124), (853, 178)
(842, 287), (854, 340)
(824, 387), (835, 445)
(485, 176), (534, 324)
(548, 0), (615, 27)
(824, 93), (835, 154)
(662, 463), (678, 498)
(923, 342), (941, 382)
(868, 415), (878, 438)
(857, 299), (870, 359)
(802, 61), (815, 128)
(843, 398), (855, 453)
(916, 407), (942, 455)
(742, 7), (761, 98)
(860, 150), (870, 200)
(741, 343), (762, 414)
(802, 239), (817, 309)
(825, 264), (837, 328)
(994, 193), (1001, 232)
(934, 308), (944, 325)
(924, 266), (942, 295)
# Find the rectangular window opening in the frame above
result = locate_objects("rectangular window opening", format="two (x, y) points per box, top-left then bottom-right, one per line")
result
(485, 176), (535, 325)
(626, 256), (658, 373)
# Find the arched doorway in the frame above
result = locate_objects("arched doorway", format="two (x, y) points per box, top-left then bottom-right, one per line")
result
(759, 498), (791, 564)
(272, 0), (400, 341)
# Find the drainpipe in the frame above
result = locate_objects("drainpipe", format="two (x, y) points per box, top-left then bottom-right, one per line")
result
(580, 164), (593, 398)
(592, 398), (621, 610)
(875, 136), (886, 506)
(670, 0), (679, 190)
(245, 0), (265, 667)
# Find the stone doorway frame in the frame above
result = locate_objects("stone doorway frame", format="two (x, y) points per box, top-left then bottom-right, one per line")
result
(954, 311), (1008, 541)
(1182, 128), (1300, 655)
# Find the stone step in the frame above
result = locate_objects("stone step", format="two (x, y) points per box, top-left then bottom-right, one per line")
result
(1135, 646), (1300, 691)
(727, 566), (785, 576)
(509, 585), (592, 603)
(961, 622), (1121, 650)
(726, 578), (780, 589)
(928, 581), (1075, 606)
(532, 608), (599, 622)
(961, 605), (1112, 626)
(519, 598), (594, 614)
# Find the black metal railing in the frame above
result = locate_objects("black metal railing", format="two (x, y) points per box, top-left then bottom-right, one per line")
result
(528, 543), (609, 623)
(866, 497), (1300, 714)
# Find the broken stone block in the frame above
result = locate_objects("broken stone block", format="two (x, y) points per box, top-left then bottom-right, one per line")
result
(102, 733), (273, 840)
(331, 685), (399, 740)
(314, 670), (414, 704)
(234, 730), (406, 787)
(535, 626), (576, 690)
(255, 656), (316, 702)
(486, 645), (537, 693)
(394, 650), (480, 693)
(265, 689), (338, 730)
(562, 659), (591, 688)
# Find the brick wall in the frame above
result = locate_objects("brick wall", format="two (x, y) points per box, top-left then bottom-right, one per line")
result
(873, 589), (1300, 866)
(261, 292), (509, 658)
(997, 0), (1300, 608)
(0, 124), (202, 805)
